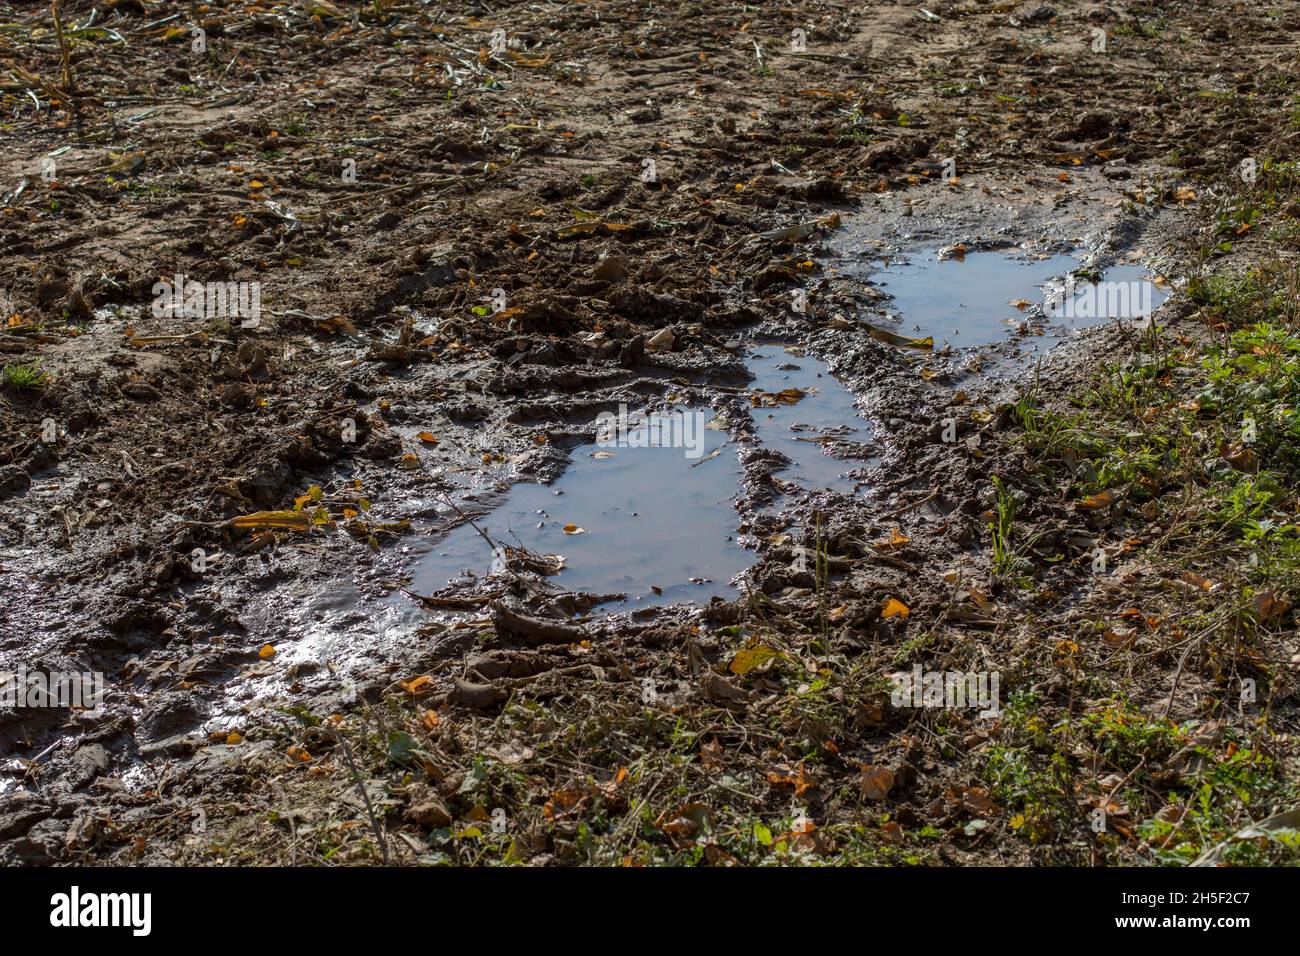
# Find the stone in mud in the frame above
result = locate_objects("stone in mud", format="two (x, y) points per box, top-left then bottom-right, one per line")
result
(1013, 3), (1056, 22)
(137, 692), (210, 742)
(220, 382), (256, 409)
(450, 678), (506, 709)
(592, 256), (627, 283)
(240, 454), (294, 506)
(229, 343), (269, 380)
(68, 744), (110, 788)
(618, 334), (645, 368)
(0, 464), (31, 499)
(119, 380), (161, 401)
(859, 134), (931, 170)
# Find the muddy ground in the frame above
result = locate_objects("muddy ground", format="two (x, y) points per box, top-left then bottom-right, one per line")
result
(2, 0), (1299, 865)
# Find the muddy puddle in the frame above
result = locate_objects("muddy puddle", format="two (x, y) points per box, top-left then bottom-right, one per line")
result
(402, 406), (749, 608)
(855, 248), (1169, 359)
(746, 349), (874, 495)
(400, 351), (873, 610)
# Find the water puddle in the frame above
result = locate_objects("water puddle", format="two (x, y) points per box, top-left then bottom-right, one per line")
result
(746, 348), (873, 495)
(869, 249), (1169, 355)
(401, 348), (877, 608)
(404, 407), (750, 608)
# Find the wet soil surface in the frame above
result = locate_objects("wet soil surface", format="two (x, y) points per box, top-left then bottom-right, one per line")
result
(1, 0), (1297, 864)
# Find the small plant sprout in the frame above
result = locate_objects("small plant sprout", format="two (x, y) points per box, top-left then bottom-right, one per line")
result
(3, 361), (48, 391)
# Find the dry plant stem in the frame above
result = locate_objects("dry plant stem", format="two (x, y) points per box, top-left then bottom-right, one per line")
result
(333, 728), (390, 864)
(51, 0), (73, 93)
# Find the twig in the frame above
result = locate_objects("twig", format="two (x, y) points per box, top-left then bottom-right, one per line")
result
(333, 728), (390, 863)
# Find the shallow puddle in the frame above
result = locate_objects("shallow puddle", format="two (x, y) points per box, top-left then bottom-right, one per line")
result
(746, 349), (873, 495)
(870, 250), (1168, 353)
(404, 408), (750, 607)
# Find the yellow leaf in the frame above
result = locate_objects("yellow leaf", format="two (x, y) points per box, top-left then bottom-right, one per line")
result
(881, 598), (910, 619)
(874, 528), (910, 550)
(230, 510), (312, 531)
(401, 675), (432, 694)
(1076, 490), (1115, 511)
(226, 731), (243, 745)
(258, 644), (276, 659)
(562, 523), (585, 534)
(416, 432), (440, 445)
(730, 645), (779, 675)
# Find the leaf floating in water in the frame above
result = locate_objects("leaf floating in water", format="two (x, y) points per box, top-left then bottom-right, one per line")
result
(749, 387), (806, 408)
(863, 322), (934, 350)
(562, 523), (586, 534)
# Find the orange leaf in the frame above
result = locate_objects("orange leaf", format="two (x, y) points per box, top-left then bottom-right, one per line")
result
(881, 597), (910, 619)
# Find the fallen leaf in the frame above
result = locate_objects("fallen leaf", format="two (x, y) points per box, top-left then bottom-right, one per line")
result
(401, 675), (432, 695)
(229, 510), (312, 531)
(858, 764), (895, 801)
(874, 528), (910, 550)
(729, 644), (780, 675)
(881, 597), (910, 619)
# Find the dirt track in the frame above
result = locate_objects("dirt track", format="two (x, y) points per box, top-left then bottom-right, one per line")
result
(2, 1), (1299, 865)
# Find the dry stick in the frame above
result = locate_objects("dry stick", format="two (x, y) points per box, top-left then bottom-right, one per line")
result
(436, 492), (504, 557)
(1162, 635), (1204, 720)
(50, 0), (73, 93)
(333, 728), (390, 863)
(2, 58), (71, 107)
